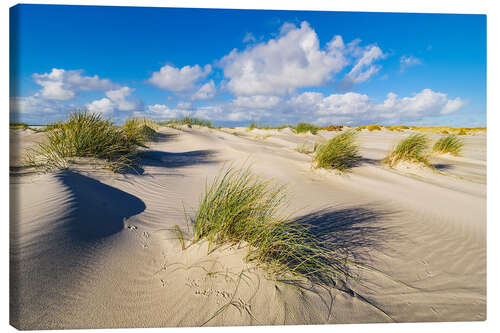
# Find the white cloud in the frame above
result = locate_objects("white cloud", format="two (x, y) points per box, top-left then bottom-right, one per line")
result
(442, 98), (466, 114)
(33, 68), (116, 100)
(105, 86), (137, 111)
(86, 98), (115, 115)
(192, 80), (216, 100)
(86, 86), (140, 115)
(400, 55), (422, 72)
(291, 88), (466, 124)
(148, 64), (212, 92)
(337, 45), (385, 90)
(10, 95), (71, 114)
(135, 104), (191, 120)
(220, 21), (348, 96)
(232, 95), (281, 109)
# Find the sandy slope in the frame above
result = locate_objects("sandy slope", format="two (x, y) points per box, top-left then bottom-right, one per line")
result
(9, 127), (486, 329)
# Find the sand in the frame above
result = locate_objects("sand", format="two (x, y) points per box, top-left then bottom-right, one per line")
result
(9, 127), (486, 329)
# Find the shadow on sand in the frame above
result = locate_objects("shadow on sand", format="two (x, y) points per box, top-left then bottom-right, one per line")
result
(126, 149), (217, 175)
(55, 170), (146, 241)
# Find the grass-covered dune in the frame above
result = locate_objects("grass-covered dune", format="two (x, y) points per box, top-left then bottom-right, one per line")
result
(25, 111), (157, 172)
(187, 166), (350, 286)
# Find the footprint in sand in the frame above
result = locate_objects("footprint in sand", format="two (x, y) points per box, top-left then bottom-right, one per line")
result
(127, 224), (138, 231)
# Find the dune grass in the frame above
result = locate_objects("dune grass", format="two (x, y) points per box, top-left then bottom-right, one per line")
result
(189, 167), (349, 285)
(25, 111), (153, 172)
(159, 116), (212, 128)
(432, 134), (464, 156)
(294, 122), (318, 135)
(10, 122), (29, 130)
(313, 130), (360, 172)
(384, 133), (431, 167)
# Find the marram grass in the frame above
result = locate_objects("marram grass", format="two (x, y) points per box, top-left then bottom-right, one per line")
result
(384, 133), (431, 167)
(432, 134), (464, 156)
(25, 111), (154, 172)
(189, 167), (350, 286)
(313, 130), (360, 172)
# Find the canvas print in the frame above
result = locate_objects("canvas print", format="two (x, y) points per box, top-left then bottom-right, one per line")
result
(9, 4), (486, 330)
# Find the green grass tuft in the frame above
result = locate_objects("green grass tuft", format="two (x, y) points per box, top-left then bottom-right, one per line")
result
(189, 167), (350, 285)
(384, 133), (431, 167)
(313, 130), (360, 172)
(25, 111), (153, 172)
(294, 122), (318, 135)
(432, 134), (464, 156)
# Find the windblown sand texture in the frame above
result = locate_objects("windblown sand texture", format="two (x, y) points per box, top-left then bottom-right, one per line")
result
(10, 126), (486, 329)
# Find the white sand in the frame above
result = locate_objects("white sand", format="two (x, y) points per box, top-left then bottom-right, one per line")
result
(9, 127), (486, 329)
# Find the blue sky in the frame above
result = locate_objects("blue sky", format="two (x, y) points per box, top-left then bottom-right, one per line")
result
(10, 4), (486, 126)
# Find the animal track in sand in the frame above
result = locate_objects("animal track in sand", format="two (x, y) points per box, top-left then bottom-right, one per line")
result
(126, 224), (138, 230)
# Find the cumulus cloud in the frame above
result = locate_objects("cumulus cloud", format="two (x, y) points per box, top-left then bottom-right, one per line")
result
(148, 64), (212, 92)
(86, 86), (141, 115)
(232, 95), (281, 109)
(400, 55), (422, 72)
(220, 21), (348, 96)
(10, 95), (72, 114)
(191, 80), (216, 100)
(287, 88), (465, 124)
(337, 45), (385, 91)
(86, 98), (115, 115)
(33, 68), (116, 100)
(135, 104), (191, 120)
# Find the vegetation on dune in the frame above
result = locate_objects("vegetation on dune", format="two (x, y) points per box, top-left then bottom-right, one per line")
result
(25, 111), (155, 172)
(319, 124), (343, 131)
(433, 134), (464, 156)
(10, 122), (29, 130)
(188, 167), (350, 285)
(158, 116), (212, 128)
(294, 122), (318, 135)
(366, 124), (382, 131)
(313, 130), (360, 172)
(384, 133), (431, 167)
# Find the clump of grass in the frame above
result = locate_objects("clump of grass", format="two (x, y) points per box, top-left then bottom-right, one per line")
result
(457, 129), (467, 135)
(10, 122), (29, 130)
(189, 167), (349, 285)
(313, 130), (360, 172)
(384, 133), (431, 167)
(366, 124), (382, 131)
(355, 125), (366, 131)
(433, 134), (464, 156)
(25, 111), (150, 172)
(294, 122), (318, 135)
(123, 117), (158, 142)
(248, 122), (257, 130)
(159, 116), (212, 128)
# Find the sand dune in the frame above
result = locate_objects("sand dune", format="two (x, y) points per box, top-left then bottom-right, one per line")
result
(9, 127), (486, 329)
